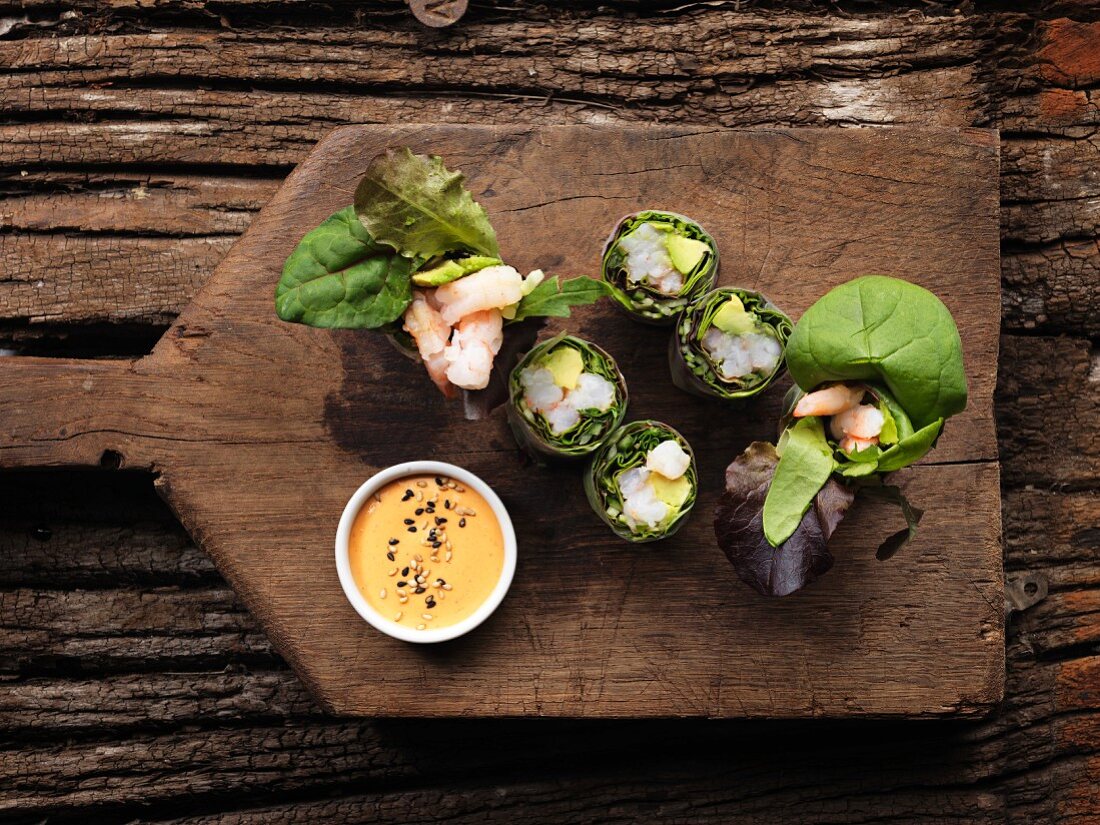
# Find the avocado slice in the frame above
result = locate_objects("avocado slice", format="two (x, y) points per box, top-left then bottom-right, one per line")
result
(711, 295), (757, 336)
(540, 346), (584, 390)
(665, 235), (710, 274)
(411, 255), (501, 288)
(650, 473), (692, 509)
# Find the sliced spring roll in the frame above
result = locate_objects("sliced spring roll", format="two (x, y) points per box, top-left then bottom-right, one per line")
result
(670, 288), (792, 400)
(601, 211), (718, 324)
(507, 333), (628, 462)
(584, 421), (697, 542)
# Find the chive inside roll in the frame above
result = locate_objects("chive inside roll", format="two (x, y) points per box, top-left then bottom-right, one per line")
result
(670, 288), (792, 401)
(507, 333), (628, 462)
(583, 420), (697, 542)
(601, 211), (719, 324)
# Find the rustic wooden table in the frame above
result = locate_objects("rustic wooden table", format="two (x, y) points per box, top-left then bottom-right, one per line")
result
(0, 1), (1096, 822)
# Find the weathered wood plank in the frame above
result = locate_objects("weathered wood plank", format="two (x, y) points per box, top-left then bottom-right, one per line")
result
(0, 522), (214, 587)
(0, 671), (314, 732)
(0, 234), (232, 326)
(0, 587), (274, 673)
(996, 335), (1099, 489)
(0, 173), (276, 237)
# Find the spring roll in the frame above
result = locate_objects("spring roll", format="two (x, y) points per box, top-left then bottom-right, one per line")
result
(670, 288), (792, 401)
(507, 333), (628, 462)
(601, 211), (719, 324)
(584, 421), (697, 542)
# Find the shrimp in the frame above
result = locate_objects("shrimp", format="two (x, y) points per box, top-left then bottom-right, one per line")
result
(831, 404), (885, 441)
(839, 436), (878, 454)
(435, 265), (525, 325)
(443, 309), (503, 390)
(403, 291), (451, 359)
(403, 291), (456, 397)
(792, 383), (865, 418)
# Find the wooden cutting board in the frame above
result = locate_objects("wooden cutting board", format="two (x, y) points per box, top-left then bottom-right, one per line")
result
(0, 125), (1004, 718)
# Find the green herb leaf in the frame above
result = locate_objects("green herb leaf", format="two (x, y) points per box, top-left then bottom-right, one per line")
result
(785, 276), (967, 430)
(509, 276), (610, 322)
(354, 148), (499, 260)
(274, 206), (417, 329)
(860, 482), (925, 560)
(762, 417), (837, 547)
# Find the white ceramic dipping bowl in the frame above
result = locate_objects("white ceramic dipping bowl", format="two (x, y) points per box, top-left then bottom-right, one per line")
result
(335, 461), (517, 644)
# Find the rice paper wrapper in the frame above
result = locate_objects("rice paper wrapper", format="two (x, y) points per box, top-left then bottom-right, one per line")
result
(669, 287), (792, 401)
(507, 332), (628, 463)
(600, 211), (719, 325)
(583, 420), (697, 543)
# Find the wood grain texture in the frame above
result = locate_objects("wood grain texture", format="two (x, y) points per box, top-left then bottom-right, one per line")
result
(0, 124), (1003, 718)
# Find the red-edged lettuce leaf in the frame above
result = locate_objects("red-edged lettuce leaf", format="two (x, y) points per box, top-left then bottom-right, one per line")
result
(715, 441), (854, 597)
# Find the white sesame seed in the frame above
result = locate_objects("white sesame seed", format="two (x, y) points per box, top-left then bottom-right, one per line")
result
(416, 624), (426, 630)
(442, 583), (452, 591)
(379, 589), (387, 599)
(445, 550), (453, 562)
(416, 490), (423, 502)
(416, 481), (427, 488)
(422, 613), (433, 620)
(393, 611), (402, 621)
(388, 568), (397, 577)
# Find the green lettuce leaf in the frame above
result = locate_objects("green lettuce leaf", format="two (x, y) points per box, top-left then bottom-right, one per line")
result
(354, 148), (499, 260)
(275, 206), (417, 328)
(785, 276), (967, 430)
(762, 417), (837, 546)
(509, 275), (611, 322)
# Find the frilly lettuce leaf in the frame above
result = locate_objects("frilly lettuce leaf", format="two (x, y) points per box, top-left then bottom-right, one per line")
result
(274, 206), (417, 329)
(354, 148), (499, 260)
(715, 442), (854, 597)
(785, 276), (967, 430)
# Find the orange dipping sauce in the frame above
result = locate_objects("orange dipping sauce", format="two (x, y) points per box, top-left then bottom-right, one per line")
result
(349, 473), (504, 631)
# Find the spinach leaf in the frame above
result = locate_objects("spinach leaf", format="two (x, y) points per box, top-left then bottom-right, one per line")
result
(509, 275), (611, 322)
(354, 148), (499, 261)
(275, 206), (417, 329)
(715, 441), (855, 597)
(785, 276), (967, 430)
(761, 417), (837, 547)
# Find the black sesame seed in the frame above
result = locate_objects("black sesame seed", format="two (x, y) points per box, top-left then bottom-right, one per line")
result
(388, 538), (399, 545)
(444, 500), (451, 509)
(386, 552), (395, 561)
(459, 518), (466, 528)
(401, 567), (409, 576)
(435, 517), (447, 525)
(414, 508), (424, 516)
(403, 518), (414, 525)
(426, 599), (436, 608)
(415, 587), (426, 594)
(407, 526), (417, 533)
(435, 476), (444, 485)
(430, 542), (440, 549)
(397, 581), (407, 587)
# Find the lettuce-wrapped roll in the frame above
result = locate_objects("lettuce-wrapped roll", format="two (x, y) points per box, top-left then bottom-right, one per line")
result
(601, 211), (718, 324)
(715, 276), (967, 596)
(584, 421), (697, 542)
(670, 288), (792, 400)
(507, 333), (628, 462)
